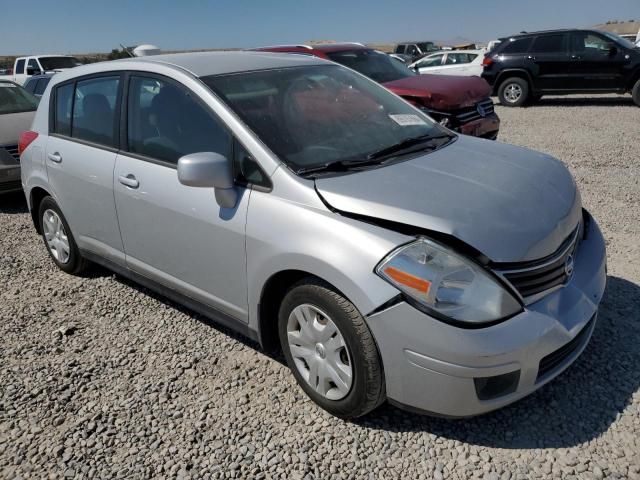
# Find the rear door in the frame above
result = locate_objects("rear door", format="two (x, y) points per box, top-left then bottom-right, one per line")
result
(569, 31), (628, 90)
(45, 74), (125, 264)
(113, 73), (250, 321)
(526, 33), (571, 91)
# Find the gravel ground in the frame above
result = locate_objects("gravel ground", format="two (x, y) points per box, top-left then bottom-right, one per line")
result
(1, 95), (639, 480)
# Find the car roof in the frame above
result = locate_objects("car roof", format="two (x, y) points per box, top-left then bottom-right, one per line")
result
(307, 43), (369, 53)
(139, 51), (328, 76)
(50, 51), (329, 81)
(500, 28), (594, 40)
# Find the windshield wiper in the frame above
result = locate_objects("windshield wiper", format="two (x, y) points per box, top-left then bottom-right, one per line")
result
(296, 133), (455, 176)
(366, 133), (454, 162)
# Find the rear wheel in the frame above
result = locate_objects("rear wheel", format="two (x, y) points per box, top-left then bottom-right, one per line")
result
(498, 77), (529, 107)
(632, 78), (640, 107)
(278, 278), (385, 419)
(39, 196), (87, 274)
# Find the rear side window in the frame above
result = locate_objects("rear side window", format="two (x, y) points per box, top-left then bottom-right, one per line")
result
(445, 53), (474, 64)
(35, 78), (49, 95)
(126, 75), (231, 165)
(72, 76), (120, 147)
(24, 79), (36, 93)
(500, 38), (532, 54)
(531, 34), (566, 53)
(54, 83), (74, 136)
(15, 59), (25, 75)
(417, 54), (444, 67)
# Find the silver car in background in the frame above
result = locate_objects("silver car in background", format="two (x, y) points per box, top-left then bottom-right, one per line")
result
(20, 52), (606, 419)
(1, 80), (38, 194)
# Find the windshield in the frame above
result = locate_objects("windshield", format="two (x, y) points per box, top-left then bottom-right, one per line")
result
(325, 49), (415, 83)
(203, 65), (446, 173)
(0, 81), (38, 114)
(39, 56), (81, 71)
(601, 31), (637, 50)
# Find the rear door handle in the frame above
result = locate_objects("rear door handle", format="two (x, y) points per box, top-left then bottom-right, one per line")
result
(47, 152), (62, 163)
(118, 174), (139, 189)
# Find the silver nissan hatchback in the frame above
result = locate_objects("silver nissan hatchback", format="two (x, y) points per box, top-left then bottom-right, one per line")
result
(20, 52), (606, 419)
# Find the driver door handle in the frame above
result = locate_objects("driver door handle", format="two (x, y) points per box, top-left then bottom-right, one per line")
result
(118, 174), (139, 189)
(47, 152), (62, 163)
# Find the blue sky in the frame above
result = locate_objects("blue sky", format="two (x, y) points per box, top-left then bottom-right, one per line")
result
(2, 0), (639, 55)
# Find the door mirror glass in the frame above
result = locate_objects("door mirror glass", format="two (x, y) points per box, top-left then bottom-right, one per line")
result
(177, 152), (238, 208)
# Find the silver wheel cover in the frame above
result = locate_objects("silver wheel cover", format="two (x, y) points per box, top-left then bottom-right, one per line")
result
(286, 304), (353, 400)
(42, 209), (70, 264)
(504, 83), (523, 103)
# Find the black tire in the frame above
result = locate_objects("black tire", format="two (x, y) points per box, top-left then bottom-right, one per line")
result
(632, 78), (640, 107)
(278, 278), (385, 419)
(498, 77), (529, 107)
(38, 196), (88, 275)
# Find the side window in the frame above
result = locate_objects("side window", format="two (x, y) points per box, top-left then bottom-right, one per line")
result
(572, 33), (613, 55)
(445, 53), (471, 65)
(406, 45), (418, 56)
(500, 38), (532, 54)
(394, 45), (405, 54)
(54, 83), (74, 136)
(15, 59), (25, 75)
(127, 75), (231, 165)
(24, 79), (36, 93)
(72, 76), (120, 147)
(35, 78), (48, 95)
(27, 58), (40, 75)
(233, 140), (269, 188)
(530, 34), (566, 53)
(417, 54), (444, 68)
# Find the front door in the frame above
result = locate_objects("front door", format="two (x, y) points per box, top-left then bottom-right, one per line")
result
(45, 74), (124, 264)
(569, 31), (628, 90)
(527, 33), (571, 91)
(113, 74), (250, 321)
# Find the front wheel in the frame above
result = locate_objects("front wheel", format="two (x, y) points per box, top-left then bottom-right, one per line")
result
(278, 278), (385, 419)
(498, 77), (529, 107)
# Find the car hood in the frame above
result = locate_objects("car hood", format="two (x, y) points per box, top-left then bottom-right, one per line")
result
(0, 111), (35, 145)
(315, 135), (582, 263)
(383, 74), (491, 110)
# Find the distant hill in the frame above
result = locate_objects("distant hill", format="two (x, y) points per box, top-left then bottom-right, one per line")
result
(594, 20), (639, 35)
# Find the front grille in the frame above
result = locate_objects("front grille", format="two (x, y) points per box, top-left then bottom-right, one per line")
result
(1, 144), (20, 162)
(536, 315), (595, 381)
(455, 99), (495, 125)
(0, 179), (22, 193)
(497, 223), (581, 301)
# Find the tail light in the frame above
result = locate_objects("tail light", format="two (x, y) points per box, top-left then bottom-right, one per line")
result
(482, 56), (494, 67)
(18, 131), (39, 156)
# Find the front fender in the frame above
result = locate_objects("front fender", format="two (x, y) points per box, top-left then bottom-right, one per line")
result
(245, 179), (410, 332)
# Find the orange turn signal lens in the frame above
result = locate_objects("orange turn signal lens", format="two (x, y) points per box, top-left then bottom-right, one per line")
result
(384, 266), (431, 294)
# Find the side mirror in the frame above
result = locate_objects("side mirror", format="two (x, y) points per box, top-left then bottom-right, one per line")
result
(177, 152), (238, 209)
(26, 68), (41, 76)
(609, 46), (618, 56)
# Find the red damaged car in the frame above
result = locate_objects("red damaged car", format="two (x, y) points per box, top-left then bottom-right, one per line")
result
(253, 43), (500, 139)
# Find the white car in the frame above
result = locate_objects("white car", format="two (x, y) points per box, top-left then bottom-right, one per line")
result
(409, 50), (484, 77)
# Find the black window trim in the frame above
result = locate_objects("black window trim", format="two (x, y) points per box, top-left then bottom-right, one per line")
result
(49, 71), (124, 154)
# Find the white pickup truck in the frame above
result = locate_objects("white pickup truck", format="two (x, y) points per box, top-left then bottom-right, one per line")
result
(0, 55), (81, 85)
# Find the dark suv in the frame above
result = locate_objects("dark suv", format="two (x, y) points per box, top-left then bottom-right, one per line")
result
(482, 29), (640, 106)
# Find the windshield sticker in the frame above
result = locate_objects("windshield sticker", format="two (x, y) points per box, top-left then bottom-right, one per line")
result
(389, 114), (427, 126)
